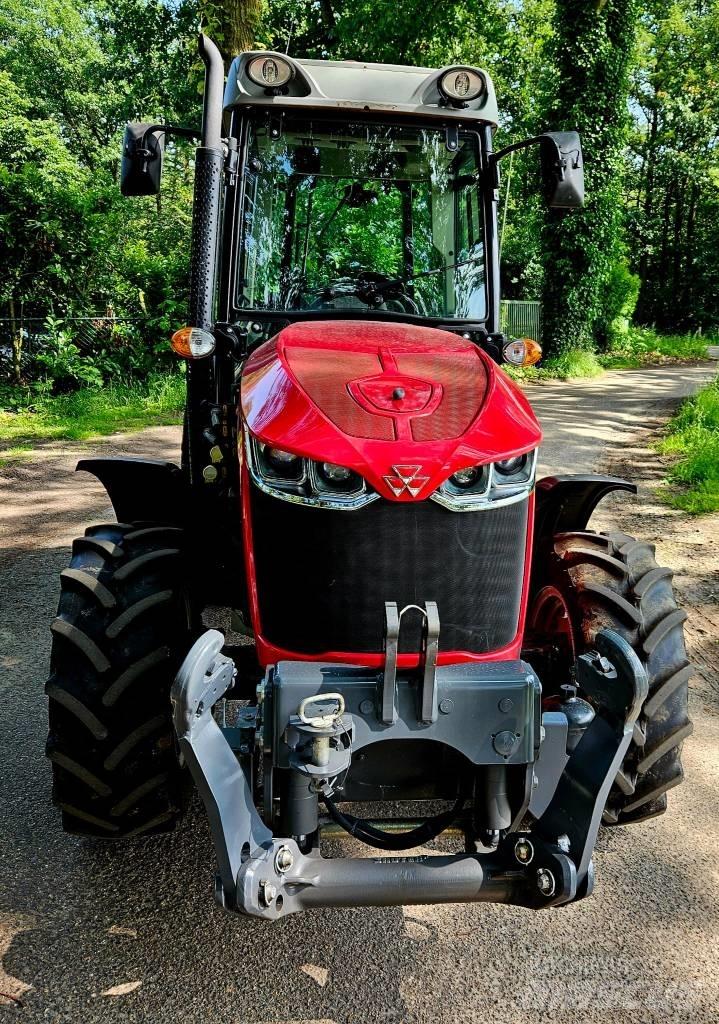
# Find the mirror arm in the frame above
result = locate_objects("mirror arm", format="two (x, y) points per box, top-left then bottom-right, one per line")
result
(491, 134), (580, 176)
(491, 135), (546, 164)
(132, 125), (201, 177)
(139, 124), (201, 149)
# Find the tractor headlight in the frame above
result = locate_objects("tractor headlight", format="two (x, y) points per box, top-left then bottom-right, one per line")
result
(450, 466), (482, 488)
(247, 55), (293, 89)
(246, 434), (377, 510)
(320, 462), (352, 483)
(439, 68), (485, 103)
(495, 455), (525, 476)
(433, 451), (537, 510)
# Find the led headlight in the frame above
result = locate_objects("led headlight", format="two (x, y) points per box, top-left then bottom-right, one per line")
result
(268, 447), (300, 470)
(433, 451), (537, 510)
(450, 466), (482, 488)
(321, 462), (352, 483)
(439, 68), (484, 103)
(247, 55), (293, 88)
(246, 434), (377, 510)
(256, 443), (305, 483)
(495, 455), (525, 476)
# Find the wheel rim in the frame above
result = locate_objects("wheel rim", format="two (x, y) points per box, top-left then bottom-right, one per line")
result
(527, 585), (576, 678)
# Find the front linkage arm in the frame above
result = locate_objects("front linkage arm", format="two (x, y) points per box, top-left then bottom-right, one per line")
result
(171, 629), (647, 919)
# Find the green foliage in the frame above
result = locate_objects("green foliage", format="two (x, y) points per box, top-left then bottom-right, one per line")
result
(504, 348), (603, 382)
(1, 0), (718, 404)
(541, 0), (639, 357)
(0, 373), (185, 450)
(659, 376), (719, 512)
(597, 261), (641, 349)
(600, 326), (711, 367)
(0, 0), (195, 389)
(34, 317), (105, 391)
(626, 1), (719, 335)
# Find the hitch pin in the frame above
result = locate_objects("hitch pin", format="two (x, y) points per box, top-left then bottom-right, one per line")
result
(298, 693), (345, 767)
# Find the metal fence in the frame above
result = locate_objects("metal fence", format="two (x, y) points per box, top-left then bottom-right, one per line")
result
(2, 303), (544, 381)
(500, 299), (543, 341)
(0, 314), (152, 381)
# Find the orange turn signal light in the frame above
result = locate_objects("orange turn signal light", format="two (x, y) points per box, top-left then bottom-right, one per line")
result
(503, 337), (542, 367)
(171, 326), (215, 359)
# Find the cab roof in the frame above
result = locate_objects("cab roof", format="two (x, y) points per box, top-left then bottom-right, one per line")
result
(224, 51), (498, 126)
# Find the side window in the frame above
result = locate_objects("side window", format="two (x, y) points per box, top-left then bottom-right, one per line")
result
(454, 145), (485, 318)
(455, 173), (481, 258)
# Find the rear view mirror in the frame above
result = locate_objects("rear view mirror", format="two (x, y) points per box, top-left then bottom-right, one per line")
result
(120, 123), (165, 197)
(540, 131), (584, 209)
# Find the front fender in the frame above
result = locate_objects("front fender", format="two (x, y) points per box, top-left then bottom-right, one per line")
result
(533, 473), (636, 554)
(77, 457), (189, 525)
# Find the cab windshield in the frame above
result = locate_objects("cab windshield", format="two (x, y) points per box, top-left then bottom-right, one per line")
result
(237, 119), (486, 321)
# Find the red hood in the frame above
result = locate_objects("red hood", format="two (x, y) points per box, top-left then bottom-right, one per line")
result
(240, 320), (542, 501)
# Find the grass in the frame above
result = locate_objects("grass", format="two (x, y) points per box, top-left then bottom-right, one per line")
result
(658, 375), (719, 514)
(505, 349), (604, 382)
(0, 374), (185, 462)
(599, 326), (711, 369)
(506, 327), (713, 383)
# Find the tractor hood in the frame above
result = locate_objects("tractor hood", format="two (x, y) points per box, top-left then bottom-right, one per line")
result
(240, 320), (542, 502)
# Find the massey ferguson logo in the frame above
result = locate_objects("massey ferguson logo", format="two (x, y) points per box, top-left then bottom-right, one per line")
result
(383, 465), (430, 498)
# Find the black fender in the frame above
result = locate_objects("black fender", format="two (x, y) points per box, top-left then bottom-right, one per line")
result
(532, 474), (637, 583)
(77, 457), (190, 526)
(78, 457), (247, 610)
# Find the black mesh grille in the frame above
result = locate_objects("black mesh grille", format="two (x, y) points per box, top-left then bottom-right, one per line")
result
(250, 487), (528, 654)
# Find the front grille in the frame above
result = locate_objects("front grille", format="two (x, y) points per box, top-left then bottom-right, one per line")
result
(250, 486), (528, 655)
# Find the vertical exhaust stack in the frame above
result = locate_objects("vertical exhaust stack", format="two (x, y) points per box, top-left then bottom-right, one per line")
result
(186, 33), (225, 484)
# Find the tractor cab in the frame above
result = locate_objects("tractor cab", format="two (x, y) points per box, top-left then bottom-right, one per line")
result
(224, 54), (498, 334)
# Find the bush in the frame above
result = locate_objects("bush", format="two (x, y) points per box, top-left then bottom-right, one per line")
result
(33, 316), (104, 392)
(597, 262), (641, 350)
(600, 326), (711, 368)
(659, 376), (719, 513)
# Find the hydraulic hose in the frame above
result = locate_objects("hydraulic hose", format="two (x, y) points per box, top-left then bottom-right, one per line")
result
(322, 792), (465, 851)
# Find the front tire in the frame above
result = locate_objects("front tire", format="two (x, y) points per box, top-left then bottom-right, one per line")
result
(46, 522), (195, 837)
(528, 530), (693, 824)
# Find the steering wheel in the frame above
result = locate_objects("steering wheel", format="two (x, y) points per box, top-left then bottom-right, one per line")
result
(307, 273), (420, 314)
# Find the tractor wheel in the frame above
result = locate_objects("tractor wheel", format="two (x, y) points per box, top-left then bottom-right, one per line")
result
(46, 522), (195, 838)
(528, 530), (693, 825)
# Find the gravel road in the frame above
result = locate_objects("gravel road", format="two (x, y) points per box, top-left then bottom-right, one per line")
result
(1, 362), (718, 1023)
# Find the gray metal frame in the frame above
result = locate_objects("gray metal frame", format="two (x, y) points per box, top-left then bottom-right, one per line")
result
(172, 626), (647, 919)
(224, 51), (499, 126)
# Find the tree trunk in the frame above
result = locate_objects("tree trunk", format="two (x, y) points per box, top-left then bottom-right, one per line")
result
(206, 0), (267, 66)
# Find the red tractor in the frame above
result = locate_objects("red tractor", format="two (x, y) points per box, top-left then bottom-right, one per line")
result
(46, 37), (692, 918)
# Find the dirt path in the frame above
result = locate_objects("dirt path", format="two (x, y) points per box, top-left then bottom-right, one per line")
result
(1, 362), (718, 1023)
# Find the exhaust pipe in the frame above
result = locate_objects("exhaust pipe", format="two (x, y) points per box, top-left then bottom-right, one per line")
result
(199, 34), (224, 151)
(186, 34), (225, 484)
(189, 32), (223, 333)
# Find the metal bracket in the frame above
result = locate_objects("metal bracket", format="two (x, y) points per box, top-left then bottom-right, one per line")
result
(172, 627), (647, 919)
(380, 602), (441, 725)
(445, 124), (459, 152)
(171, 631), (272, 908)
(420, 601), (440, 724)
(534, 628), (648, 896)
(380, 602), (399, 724)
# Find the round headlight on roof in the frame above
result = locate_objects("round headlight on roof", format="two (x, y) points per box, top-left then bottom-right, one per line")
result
(439, 68), (484, 103)
(247, 55), (293, 88)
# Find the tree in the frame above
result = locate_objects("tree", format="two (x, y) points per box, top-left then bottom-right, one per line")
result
(626, 0), (719, 334)
(540, 0), (639, 356)
(199, 0), (267, 66)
